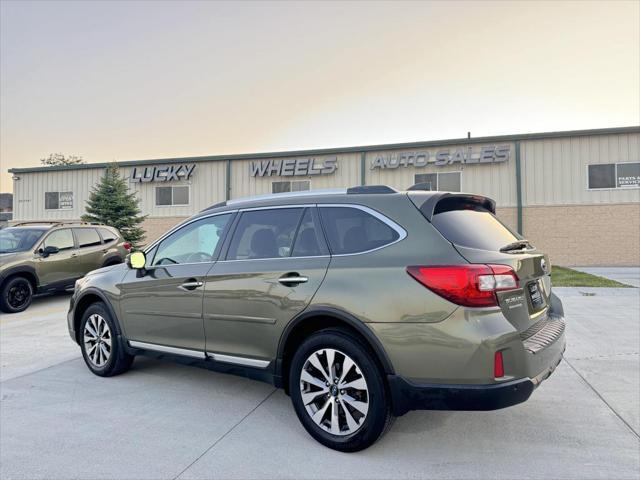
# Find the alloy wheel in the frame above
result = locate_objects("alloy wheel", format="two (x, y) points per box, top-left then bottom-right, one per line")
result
(83, 314), (112, 367)
(300, 348), (369, 436)
(7, 281), (30, 309)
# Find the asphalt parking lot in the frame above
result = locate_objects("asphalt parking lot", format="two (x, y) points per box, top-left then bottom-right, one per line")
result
(1, 286), (639, 479)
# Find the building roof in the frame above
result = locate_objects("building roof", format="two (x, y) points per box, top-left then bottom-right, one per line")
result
(7, 125), (640, 174)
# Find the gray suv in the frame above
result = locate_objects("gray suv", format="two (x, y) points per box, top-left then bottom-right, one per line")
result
(68, 186), (566, 451)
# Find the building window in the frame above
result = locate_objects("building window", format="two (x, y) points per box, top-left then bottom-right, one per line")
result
(588, 162), (640, 189)
(414, 172), (461, 192)
(272, 180), (310, 194)
(45, 192), (73, 210)
(155, 186), (189, 206)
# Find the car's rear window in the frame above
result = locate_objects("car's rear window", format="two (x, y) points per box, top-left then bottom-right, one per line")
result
(431, 204), (520, 251)
(319, 206), (400, 255)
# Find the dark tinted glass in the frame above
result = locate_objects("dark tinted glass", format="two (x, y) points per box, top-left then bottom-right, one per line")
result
(43, 229), (74, 250)
(227, 208), (304, 260)
(156, 187), (172, 206)
(272, 182), (291, 193)
(414, 173), (437, 190)
(99, 228), (117, 242)
(432, 205), (519, 251)
(172, 186), (189, 205)
(74, 228), (102, 248)
(291, 209), (325, 257)
(588, 164), (615, 189)
(45, 192), (59, 210)
(319, 207), (399, 255)
(438, 172), (461, 192)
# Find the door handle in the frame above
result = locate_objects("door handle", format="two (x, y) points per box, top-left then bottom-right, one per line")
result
(278, 274), (309, 286)
(180, 280), (204, 291)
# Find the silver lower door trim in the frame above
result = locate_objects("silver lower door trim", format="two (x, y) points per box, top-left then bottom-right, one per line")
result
(129, 341), (270, 368)
(129, 341), (205, 359)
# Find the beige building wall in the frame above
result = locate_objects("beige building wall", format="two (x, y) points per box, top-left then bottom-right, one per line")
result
(229, 152), (360, 200)
(365, 142), (518, 207)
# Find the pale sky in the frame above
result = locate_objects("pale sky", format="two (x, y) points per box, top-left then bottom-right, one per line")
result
(1, 0), (639, 192)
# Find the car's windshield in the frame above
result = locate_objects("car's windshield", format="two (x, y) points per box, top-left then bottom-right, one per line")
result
(0, 228), (46, 253)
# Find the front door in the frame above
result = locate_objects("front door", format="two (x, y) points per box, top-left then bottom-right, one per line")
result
(203, 206), (330, 364)
(36, 228), (78, 288)
(118, 213), (234, 352)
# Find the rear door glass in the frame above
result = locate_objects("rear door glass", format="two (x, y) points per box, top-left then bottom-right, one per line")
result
(74, 228), (102, 248)
(227, 208), (304, 260)
(319, 206), (400, 255)
(431, 205), (519, 251)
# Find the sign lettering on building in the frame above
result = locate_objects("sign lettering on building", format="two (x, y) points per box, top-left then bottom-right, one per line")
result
(370, 145), (510, 170)
(250, 157), (338, 177)
(130, 164), (196, 183)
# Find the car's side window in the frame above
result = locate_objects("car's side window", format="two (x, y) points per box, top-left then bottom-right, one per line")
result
(319, 206), (400, 255)
(152, 214), (232, 266)
(226, 208), (304, 260)
(291, 208), (327, 257)
(74, 228), (102, 248)
(98, 228), (117, 243)
(42, 229), (74, 251)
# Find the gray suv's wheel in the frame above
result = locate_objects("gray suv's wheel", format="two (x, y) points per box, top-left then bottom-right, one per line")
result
(0, 276), (33, 313)
(289, 329), (394, 452)
(80, 303), (134, 377)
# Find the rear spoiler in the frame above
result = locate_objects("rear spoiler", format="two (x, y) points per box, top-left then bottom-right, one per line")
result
(407, 191), (496, 222)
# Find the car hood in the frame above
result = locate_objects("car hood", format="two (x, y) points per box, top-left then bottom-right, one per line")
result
(0, 252), (25, 263)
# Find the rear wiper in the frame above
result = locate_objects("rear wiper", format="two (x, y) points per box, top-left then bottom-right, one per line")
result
(499, 240), (532, 252)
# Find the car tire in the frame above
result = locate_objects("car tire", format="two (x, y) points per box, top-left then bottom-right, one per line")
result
(80, 302), (134, 377)
(0, 276), (34, 313)
(289, 328), (395, 452)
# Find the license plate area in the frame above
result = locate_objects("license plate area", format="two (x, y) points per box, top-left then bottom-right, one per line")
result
(528, 280), (545, 310)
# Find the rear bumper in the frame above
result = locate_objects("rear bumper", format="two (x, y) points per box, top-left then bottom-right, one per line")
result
(388, 345), (563, 416)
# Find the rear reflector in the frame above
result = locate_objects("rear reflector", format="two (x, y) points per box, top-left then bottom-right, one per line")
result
(494, 351), (505, 378)
(406, 264), (519, 307)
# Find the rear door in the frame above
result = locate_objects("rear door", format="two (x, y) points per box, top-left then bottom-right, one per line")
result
(73, 228), (105, 274)
(202, 206), (330, 364)
(425, 195), (551, 333)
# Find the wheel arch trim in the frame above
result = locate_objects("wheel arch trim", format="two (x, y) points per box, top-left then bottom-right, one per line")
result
(73, 287), (123, 343)
(0, 265), (39, 289)
(275, 306), (396, 384)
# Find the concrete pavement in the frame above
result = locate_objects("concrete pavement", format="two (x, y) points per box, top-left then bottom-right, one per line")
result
(1, 288), (638, 479)
(572, 266), (640, 288)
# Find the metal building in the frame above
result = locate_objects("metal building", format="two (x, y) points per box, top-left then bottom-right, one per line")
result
(8, 126), (640, 266)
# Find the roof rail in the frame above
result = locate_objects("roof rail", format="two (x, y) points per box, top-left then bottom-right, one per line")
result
(225, 188), (347, 206)
(12, 220), (104, 227)
(346, 185), (397, 194)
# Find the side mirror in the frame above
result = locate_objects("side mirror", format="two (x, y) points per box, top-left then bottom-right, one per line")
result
(126, 251), (147, 270)
(40, 246), (59, 258)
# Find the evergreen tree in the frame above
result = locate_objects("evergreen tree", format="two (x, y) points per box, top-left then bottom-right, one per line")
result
(82, 164), (147, 246)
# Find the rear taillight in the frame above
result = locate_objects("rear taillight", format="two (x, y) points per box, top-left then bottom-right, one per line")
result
(123, 242), (132, 251)
(406, 264), (519, 307)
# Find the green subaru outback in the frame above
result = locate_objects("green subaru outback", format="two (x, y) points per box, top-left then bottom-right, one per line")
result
(0, 222), (130, 313)
(68, 186), (566, 452)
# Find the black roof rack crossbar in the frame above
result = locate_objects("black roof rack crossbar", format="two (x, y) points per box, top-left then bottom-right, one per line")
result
(346, 185), (397, 195)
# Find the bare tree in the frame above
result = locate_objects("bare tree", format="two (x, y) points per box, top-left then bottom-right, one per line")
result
(40, 153), (85, 166)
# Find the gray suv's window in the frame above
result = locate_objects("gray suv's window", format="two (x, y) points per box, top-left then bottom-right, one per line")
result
(319, 206), (399, 255)
(152, 214), (232, 265)
(43, 229), (74, 251)
(227, 208), (304, 260)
